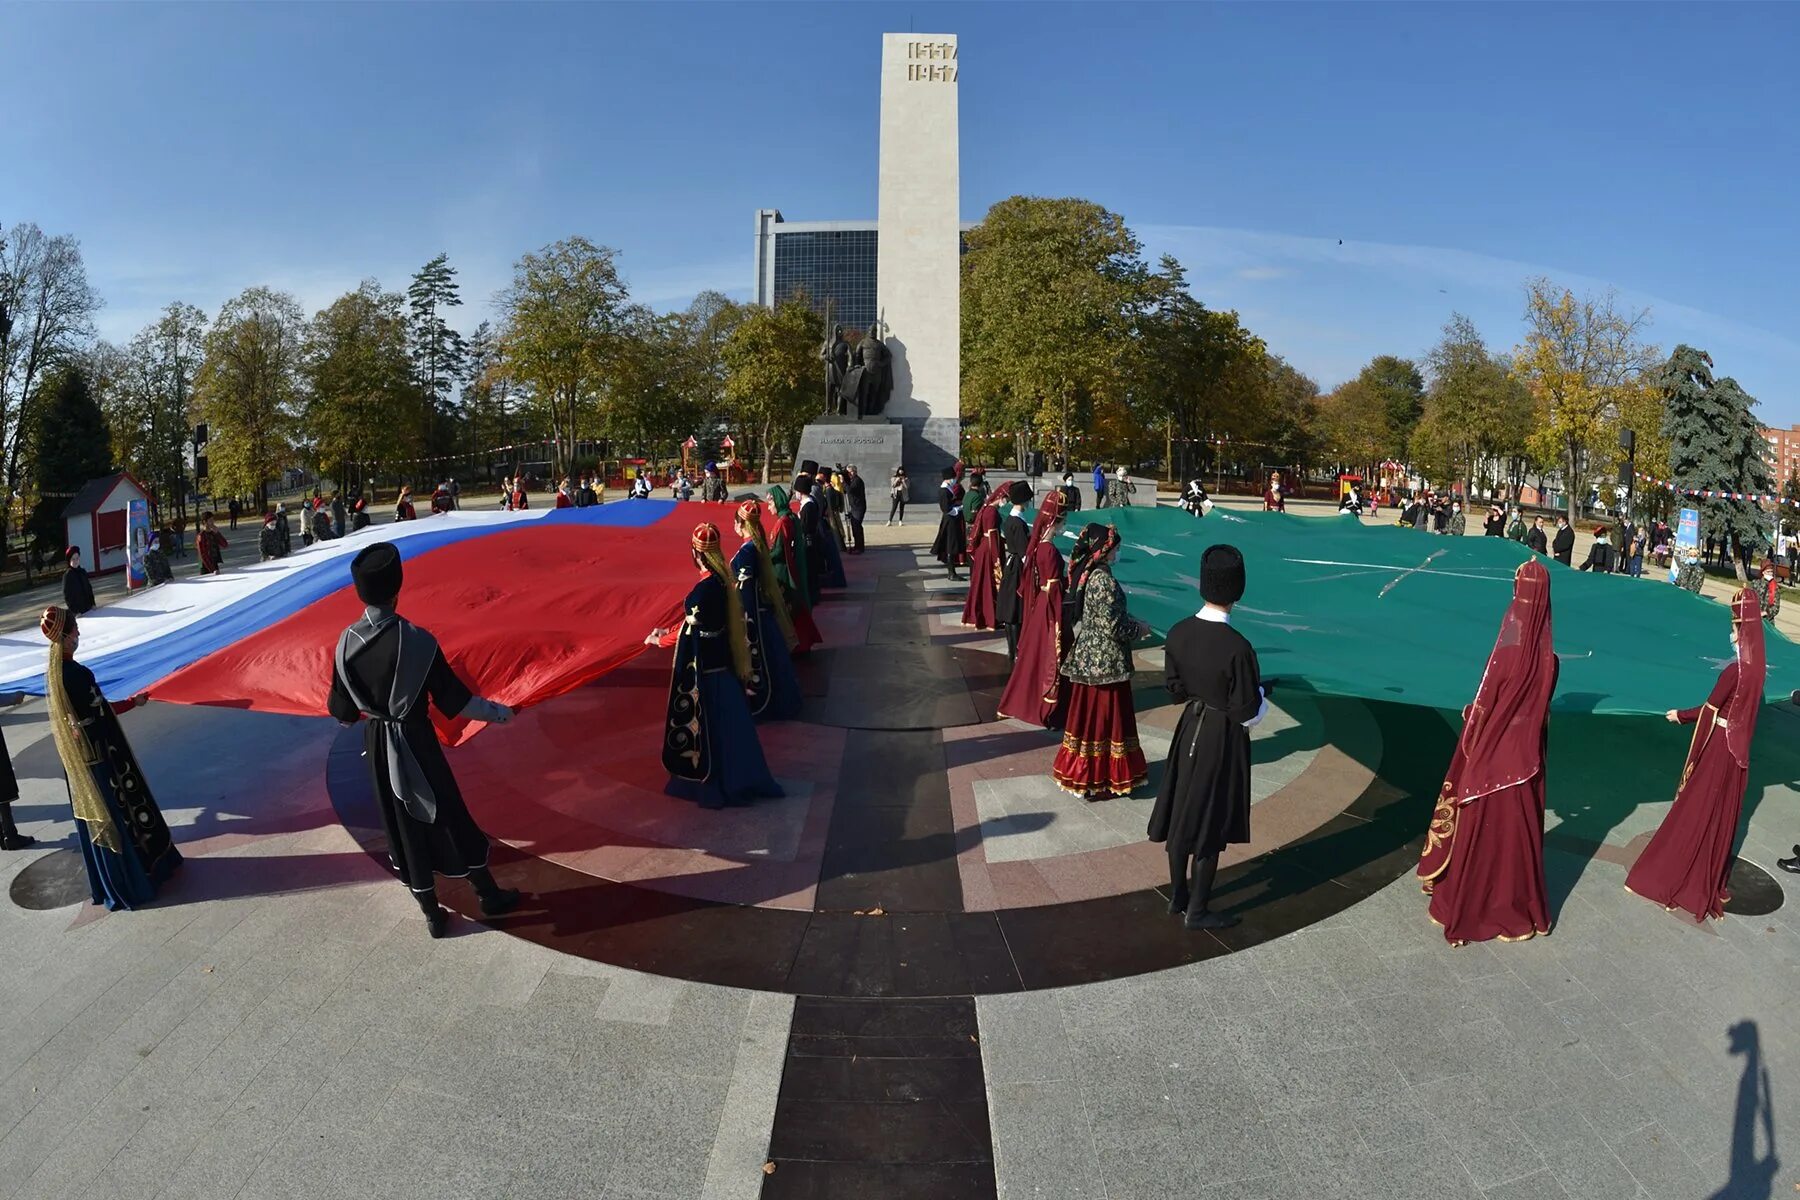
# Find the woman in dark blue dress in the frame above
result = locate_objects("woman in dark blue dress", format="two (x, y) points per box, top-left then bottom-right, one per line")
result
(649, 524), (786, 809)
(41, 605), (182, 909)
(731, 500), (804, 720)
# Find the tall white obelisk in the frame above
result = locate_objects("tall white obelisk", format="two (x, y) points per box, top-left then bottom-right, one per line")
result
(877, 32), (960, 485)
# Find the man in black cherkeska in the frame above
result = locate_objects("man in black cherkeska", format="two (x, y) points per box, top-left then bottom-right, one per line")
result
(327, 543), (521, 938)
(994, 481), (1034, 662)
(1148, 544), (1267, 930)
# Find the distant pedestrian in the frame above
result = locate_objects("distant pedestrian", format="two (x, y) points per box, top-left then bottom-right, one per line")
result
(555, 478), (573, 509)
(1061, 471), (1083, 514)
(1093, 462), (1108, 509)
(887, 466), (908, 525)
(701, 462), (729, 503)
(143, 535), (173, 584)
(197, 513), (228, 575)
(844, 465), (867, 553)
(62, 548), (96, 616)
(1552, 517), (1574, 566)
(448, 478), (460, 510)
(259, 511), (285, 561)
(274, 505), (292, 556)
(350, 497), (370, 532)
(301, 499), (315, 546)
(330, 493), (346, 539)
(1108, 466), (1135, 508)
(1526, 517), (1548, 555)
(395, 487), (417, 522)
(227, 497), (241, 531)
(1447, 501), (1465, 537)
(312, 505), (333, 544)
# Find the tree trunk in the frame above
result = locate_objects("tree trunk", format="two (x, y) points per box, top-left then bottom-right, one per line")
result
(760, 418), (774, 484)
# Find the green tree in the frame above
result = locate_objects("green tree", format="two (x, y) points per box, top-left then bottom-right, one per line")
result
(1782, 473), (1800, 543)
(305, 282), (414, 493)
(460, 320), (519, 466)
(93, 303), (209, 521)
(961, 196), (1154, 460)
(1364, 355), (1426, 460)
(1315, 377), (1391, 469)
(408, 253), (466, 458)
(1134, 256), (1267, 479)
(602, 305), (709, 461)
(496, 237), (630, 476)
(1657, 345), (1773, 580)
(194, 286), (305, 507)
(1258, 356), (1323, 471)
(1412, 314), (1532, 494)
(28, 365), (112, 562)
(1514, 278), (1658, 522)
(1, 223), (99, 561)
(722, 298), (820, 483)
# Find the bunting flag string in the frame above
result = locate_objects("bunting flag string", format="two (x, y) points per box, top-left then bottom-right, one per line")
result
(1633, 470), (1797, 507)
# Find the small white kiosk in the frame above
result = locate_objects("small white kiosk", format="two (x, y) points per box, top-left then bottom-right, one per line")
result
(61, 471), (150, 576)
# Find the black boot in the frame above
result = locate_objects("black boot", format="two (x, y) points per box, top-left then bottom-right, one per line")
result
(414, 888), (449, 938)
(469, 867), (520, 917)
(1183, 853), (1239, 930)
(0, 802), (34, 852)
(1168, 853), (1190, 915)
(1778, 845), (1800, 875)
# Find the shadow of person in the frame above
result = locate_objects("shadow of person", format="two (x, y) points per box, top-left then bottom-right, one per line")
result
(1710, 1019), (1778, 1200)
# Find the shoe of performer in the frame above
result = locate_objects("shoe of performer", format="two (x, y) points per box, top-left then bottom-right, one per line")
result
(1182, 853), (1240, 930)
(415, 888), (450, 938)
(470, 867), (522, 917)
(0, 804), (33, 851)
(1184, 910), (1241, 930)
(1778, 845), (1800, 874)
(479, 887), (521, 917)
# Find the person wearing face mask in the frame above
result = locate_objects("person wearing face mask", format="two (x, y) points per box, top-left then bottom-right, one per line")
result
(1626, 590), (1765, 922)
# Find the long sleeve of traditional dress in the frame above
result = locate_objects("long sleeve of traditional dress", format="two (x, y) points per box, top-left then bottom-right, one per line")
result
(1676, 663), (1736, 724)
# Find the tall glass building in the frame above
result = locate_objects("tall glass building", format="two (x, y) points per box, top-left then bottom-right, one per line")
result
(753, 209), (879, 332)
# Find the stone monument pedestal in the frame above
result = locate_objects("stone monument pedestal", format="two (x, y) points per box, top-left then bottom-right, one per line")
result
(792, 416), (906, 495)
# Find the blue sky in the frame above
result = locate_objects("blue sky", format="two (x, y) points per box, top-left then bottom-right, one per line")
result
(5, 2), (1797, 419)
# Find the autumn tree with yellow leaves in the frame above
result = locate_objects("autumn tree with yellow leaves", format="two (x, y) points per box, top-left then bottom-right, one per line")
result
(1512, 278), (1659, 522)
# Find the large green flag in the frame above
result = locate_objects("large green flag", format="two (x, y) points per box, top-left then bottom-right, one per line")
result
(1068, 506), (1791, 715)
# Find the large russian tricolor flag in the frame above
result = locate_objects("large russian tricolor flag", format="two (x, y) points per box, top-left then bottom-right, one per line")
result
(0, 500), (733, 744)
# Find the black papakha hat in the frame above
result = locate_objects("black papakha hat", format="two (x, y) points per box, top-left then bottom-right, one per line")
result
(1200, 544), (1246, 606)
(1007, 480), (1033, 505)
(351, 543), (403, 605)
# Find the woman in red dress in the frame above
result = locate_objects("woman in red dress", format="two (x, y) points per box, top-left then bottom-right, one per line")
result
(1052, 524), (1150, 798)
(1418, 558), (1557, 946)
(996, 488), (1070, 728)
(961, 487), (1011, 630)
(1626, 589), (1764, 922)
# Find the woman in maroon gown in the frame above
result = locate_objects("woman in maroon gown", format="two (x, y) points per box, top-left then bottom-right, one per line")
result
(961, 487), (1011, 630)
(996, 488), (1070, 728)
(1418, 558), (1557, 946)
(1626, 589), (1764, 922)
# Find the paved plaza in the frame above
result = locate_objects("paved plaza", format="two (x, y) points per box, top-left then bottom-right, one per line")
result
(1, 514), (1797, 1200)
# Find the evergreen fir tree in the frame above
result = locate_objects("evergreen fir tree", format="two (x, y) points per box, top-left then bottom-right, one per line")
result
(1658, 345), (1774, 579)
(408, 253), (466, 460)
(28, 365), (114, 561)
